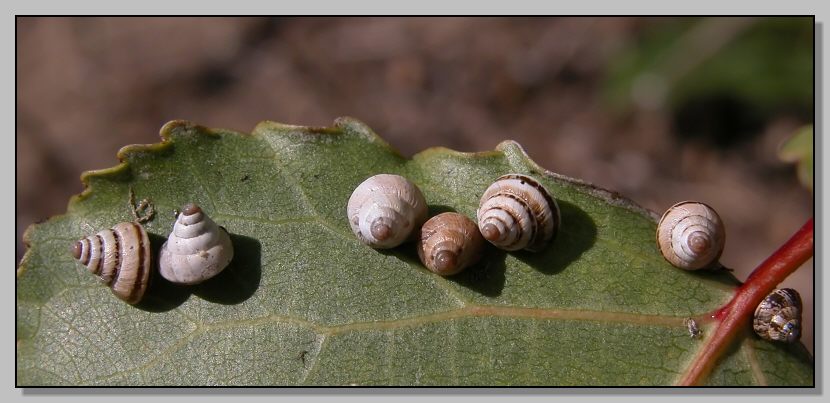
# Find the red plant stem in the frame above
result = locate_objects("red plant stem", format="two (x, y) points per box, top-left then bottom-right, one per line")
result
(677, 218), (814, 386)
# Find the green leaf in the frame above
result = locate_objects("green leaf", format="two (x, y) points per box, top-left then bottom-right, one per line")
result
(17, 118), (813, 386)
(603, 17), (813, 113)
(779, 125), (814, 192)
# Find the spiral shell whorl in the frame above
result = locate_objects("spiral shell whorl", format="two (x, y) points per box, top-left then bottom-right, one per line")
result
(347, 174), (428, 249)
(417, 212), (485, 276)
(159, 204), (233, 285)
(476, 174), (559, 252)
(71, 222), (151, 304)
(656, 201), (725, 271)
(753, 288), (802, 343)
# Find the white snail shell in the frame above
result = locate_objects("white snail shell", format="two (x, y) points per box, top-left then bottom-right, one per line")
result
(476, 174), (560, 252)
(71, 222), (152, 304)
(684, 317), (702, 340)
(346, 174), (428, 249)
(753, 288), (802, 343)
(417, 212), (485, 276)
(159, 203), (234, 285)
(656, 201), (725, 271)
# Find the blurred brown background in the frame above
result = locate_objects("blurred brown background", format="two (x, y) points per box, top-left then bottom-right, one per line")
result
(17, 17), (814, 352)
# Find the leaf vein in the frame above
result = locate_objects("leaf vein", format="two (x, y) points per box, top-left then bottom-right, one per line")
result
(183, 145), (218, 213)
(258, 136), (319, 215)
(742, 338), (767, 386)
(299, 334), (329, 385)
(81, 327), (201, 385)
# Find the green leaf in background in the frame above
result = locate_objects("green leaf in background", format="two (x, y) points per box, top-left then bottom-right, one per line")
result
(16, 118), (813, 386)
(779, 125), (814, 192)
(604, 17), (813, 113)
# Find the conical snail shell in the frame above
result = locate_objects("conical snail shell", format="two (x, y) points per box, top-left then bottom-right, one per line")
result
(347, 174), (428, 249)
(753, 288), (802, 343)
(417, 212), (485, 276)
(476, 174), (560, 252)
(656, 201), (725, 271)
(70, 222), (152, 304)
(159, 203), (234, 285)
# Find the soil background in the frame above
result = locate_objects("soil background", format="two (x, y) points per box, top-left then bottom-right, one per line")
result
(17, 17), (815, 354)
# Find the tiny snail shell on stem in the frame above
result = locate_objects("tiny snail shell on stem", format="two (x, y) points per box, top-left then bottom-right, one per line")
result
(159, 203), (234, 285)
(71, 222), (152, 304)
(753, 288), (802, 343)
(656, 201), (725, 271)
(417, 212), (485, 276)
(347, 174), (428, 249)
(476, 174), (560, 252)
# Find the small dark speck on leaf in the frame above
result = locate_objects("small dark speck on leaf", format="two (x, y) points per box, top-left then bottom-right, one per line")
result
(241, 175), (250, 182)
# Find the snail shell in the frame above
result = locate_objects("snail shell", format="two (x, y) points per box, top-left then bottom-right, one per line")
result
(159, 203), (234, 285)
(476, 174), (560, 252)
(656, 201), (725, 271)
(417, 212), (485, 276)
(346, 174), (428, 249)
(684, 318), (702, 339)
(753, 288), (802, 343)
(71, 222), (152, 304)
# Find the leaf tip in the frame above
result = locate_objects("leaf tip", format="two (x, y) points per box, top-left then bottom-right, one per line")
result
(159, 120), (205, 141)
(334, 116), (390, 142)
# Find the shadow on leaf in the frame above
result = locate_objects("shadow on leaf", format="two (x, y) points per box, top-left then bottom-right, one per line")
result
(135, 232), (190, 312)
(135, 232), (262, 311)
(376, 240), (422, 268)
(194, 233), (262, 304)
(512, 200), (597, 275)
(377, 237), (509, 298)
(685, 266), (744, 288)
(775, 338), (815, 364)
(427, 204), (458, 216)
(449, 247), (507, 297)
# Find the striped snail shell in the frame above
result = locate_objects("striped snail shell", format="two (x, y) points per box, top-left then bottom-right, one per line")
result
(347, 174), (428, 249)
(70, 222), (152, 304)
(656, 201), (725, 271)
(159, 203), (234, 285)
(417, 212), (485, 276)
(753, 288), (802, 343)
(476, 174), (560, 252)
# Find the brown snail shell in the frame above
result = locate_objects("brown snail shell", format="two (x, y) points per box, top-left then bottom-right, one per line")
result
(159, 203), (234, 285)
(753, 288), (802, 343)
(70, 222), (152, 304)
(347, 174), (428, 249)
(417, 212), (485, 276)
(476, 174), (560, 252)
(656, 201), (725, 271)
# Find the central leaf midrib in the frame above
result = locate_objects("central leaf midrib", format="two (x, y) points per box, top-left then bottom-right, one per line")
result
(77, 304), (694, 385)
